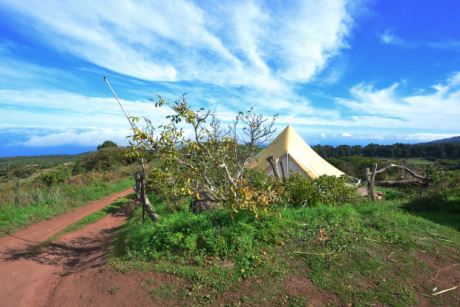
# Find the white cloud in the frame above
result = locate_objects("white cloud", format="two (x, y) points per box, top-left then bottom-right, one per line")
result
(380, 30), (408, 46)
(0, 89), (173, 130)
(427, 40), (460, 50)
(342, 132), (352, 137)
(22, 128), (131, 147)
(447, 71), (460, 87)
(380, 29), (460, 51)
(403, 133), (459, 143)
(1, 0), (355, 90)
(337, 75), (460, 131)
(0, 55), (79, 88)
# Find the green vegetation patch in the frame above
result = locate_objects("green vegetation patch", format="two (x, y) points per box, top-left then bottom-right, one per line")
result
(0, 154), (81, 179)
(111, 196), (460, 306)
(114, 196), (286, 276)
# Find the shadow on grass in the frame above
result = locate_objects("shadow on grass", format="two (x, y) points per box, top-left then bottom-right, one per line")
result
(401, 196), (460, 231)
(104, 197), (134, 215)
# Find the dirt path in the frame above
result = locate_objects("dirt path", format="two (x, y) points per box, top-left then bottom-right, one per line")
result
(0, 188), (133, 307)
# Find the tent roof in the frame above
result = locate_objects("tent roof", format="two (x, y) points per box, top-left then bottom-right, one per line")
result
(246, 125), (344, 179)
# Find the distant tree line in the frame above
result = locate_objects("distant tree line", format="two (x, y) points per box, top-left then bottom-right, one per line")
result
(312, 143), (460, 159)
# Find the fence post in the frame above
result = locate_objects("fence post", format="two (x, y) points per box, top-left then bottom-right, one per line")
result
(370, 163), (377, 201)
(140, 172), (146, 224)
(366, 164), (377, 201)
(365, 167), (371, 200)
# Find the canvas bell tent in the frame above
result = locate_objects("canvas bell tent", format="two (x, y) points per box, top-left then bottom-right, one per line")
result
(246, 125), (344, 179)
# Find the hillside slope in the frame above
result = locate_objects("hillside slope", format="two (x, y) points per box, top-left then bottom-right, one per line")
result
(426, 136), (460, 144)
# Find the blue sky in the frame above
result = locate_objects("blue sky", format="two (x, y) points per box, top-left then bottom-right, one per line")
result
(1, 0), (460, 157)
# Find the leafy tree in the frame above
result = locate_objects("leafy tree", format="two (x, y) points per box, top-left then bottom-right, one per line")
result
(97, 140), (118, 150)
(130, 96), (278, 212)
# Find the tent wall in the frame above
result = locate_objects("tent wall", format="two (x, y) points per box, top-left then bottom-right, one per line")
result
(265, 154), (309, 178)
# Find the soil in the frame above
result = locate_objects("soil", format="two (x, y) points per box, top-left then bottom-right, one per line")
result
(414, 248), (460, 306)
(284, 276), (341, 306)
(0, 188), (134, 307)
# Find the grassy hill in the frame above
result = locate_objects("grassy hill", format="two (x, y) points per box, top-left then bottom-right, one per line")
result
(0, 154), (83, 178)
(0, 154), (83, 167)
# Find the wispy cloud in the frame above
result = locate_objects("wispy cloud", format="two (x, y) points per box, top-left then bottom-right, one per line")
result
(0, 89), (173, 130)
(0, 55), (81, 90)
(22, 128), (131, 147)
(1, 0), (355, 90)
(337, 72), (460, 131)
(380, 29), (460, 51)
(380, 30), (409, 47)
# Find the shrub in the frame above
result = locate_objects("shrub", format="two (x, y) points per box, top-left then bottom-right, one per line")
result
(245, 169), (279, 192)
(421, 169), (460, 202)
(146, 167), (191, 209)
(38, 166), (72, 186)
(97, 140), (118, 150)
(282, 173), (357, 207)
(78, 147), (132, 171)
(6, 165), (37, 179)
(71, 161), (86, 175)
(120, 203), (285, 275)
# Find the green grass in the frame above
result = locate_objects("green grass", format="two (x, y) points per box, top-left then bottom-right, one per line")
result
(0, 154), (81, 169)
(110, 196), (460, 306)
(0, 154), (82, 178)
(50, 197), (131, 240)
(0, 177), (133, 235)
(406, 158), (434, 166)
(402, 196), (460, 230)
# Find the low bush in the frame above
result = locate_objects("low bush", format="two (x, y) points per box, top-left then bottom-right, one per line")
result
(5, 165), (37, 179)
(245, 169), (280, 192)
(148, 167), (358, 214)
(39, 165), (72, 186)
(282, 174), (358, 207)
(75, 147), (133, 173)
(429, 169), (460, 198)
(119, 199), (285, 276)
(146, 167), (191, 208)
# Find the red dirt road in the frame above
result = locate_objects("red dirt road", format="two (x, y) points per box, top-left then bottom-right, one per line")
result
(0, 188), (133, 307)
